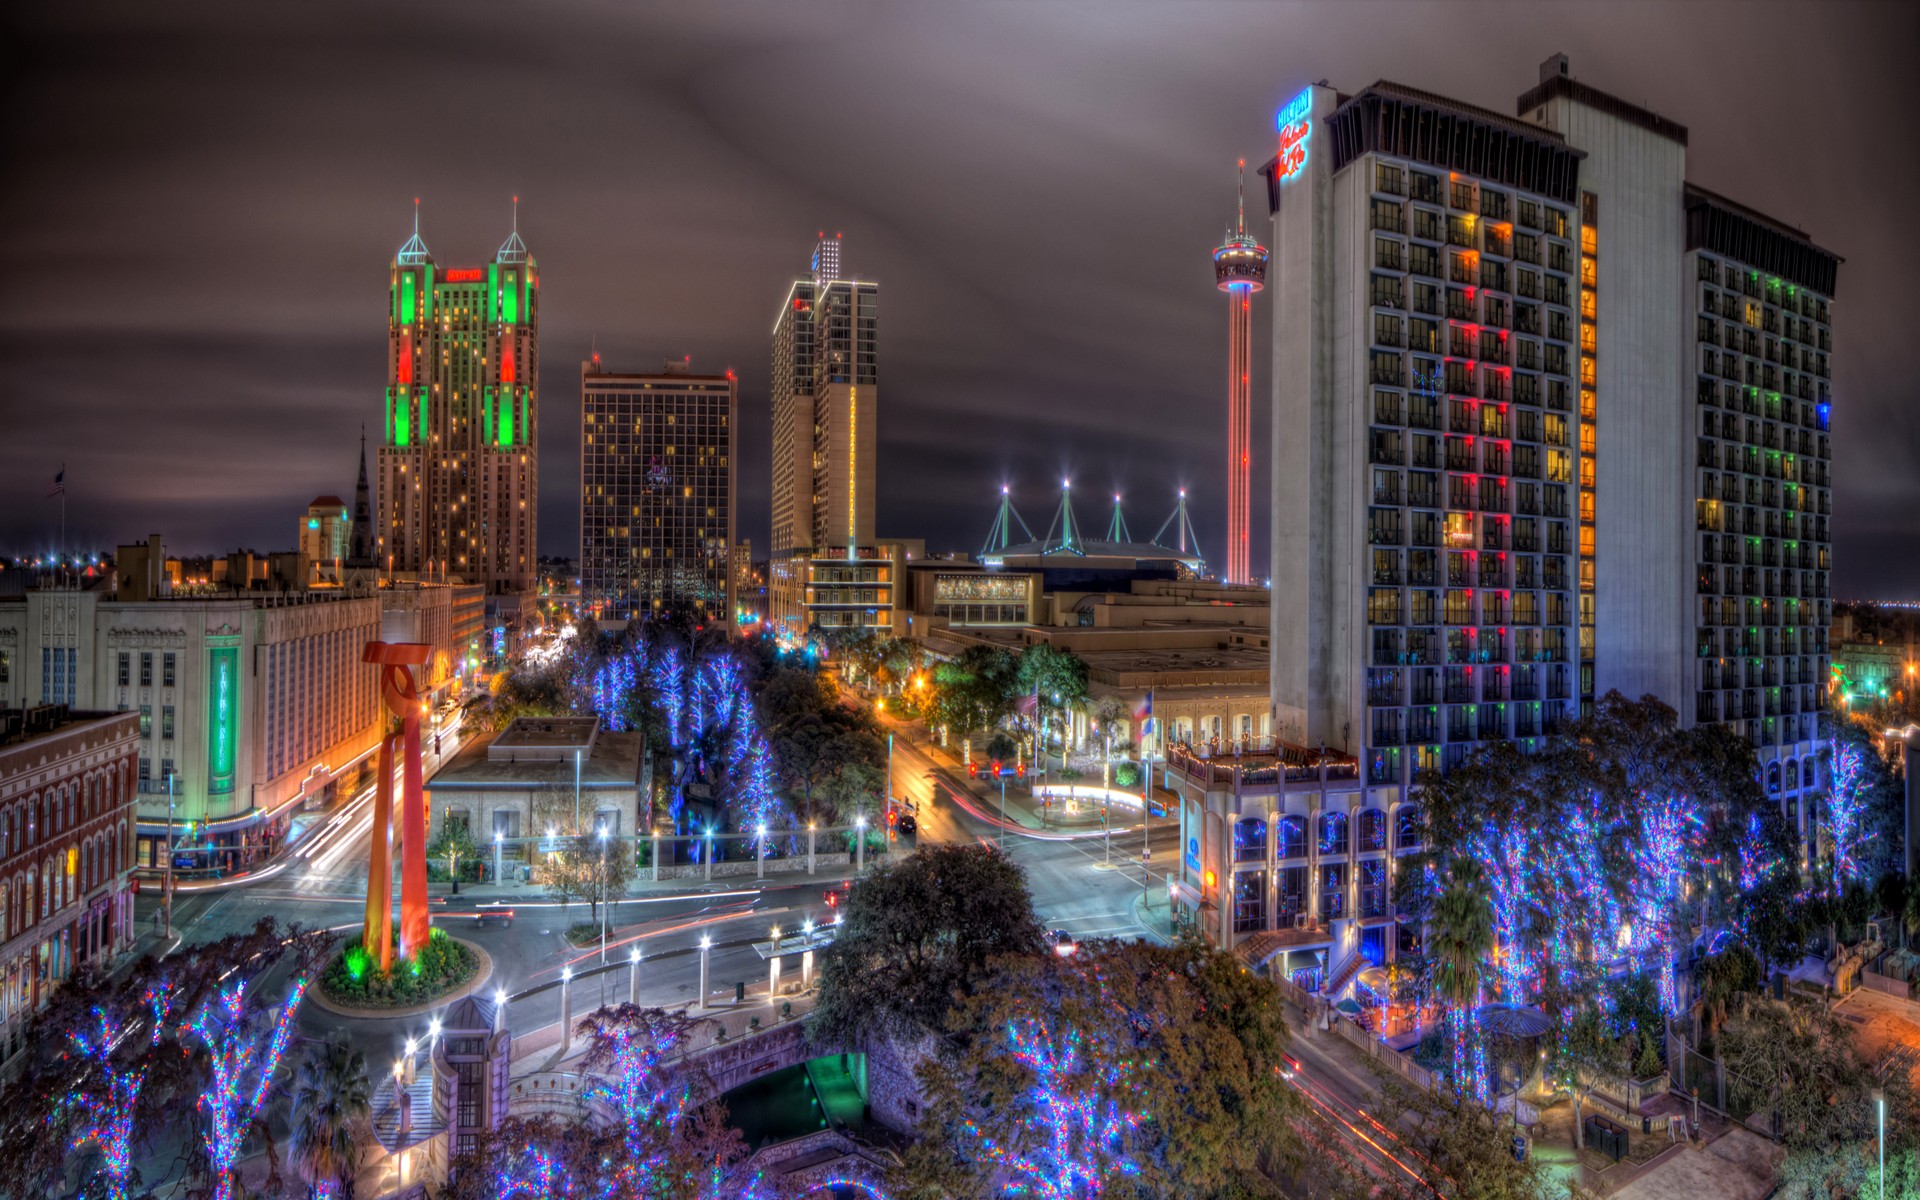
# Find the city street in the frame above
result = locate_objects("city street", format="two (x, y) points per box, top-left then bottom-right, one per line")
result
(135, 712), (1185, 1076)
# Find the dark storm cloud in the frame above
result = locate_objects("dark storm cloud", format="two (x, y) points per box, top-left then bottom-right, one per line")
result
(3, 1), (1916, 594)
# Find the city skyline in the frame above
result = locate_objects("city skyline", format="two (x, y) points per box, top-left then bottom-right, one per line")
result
(3, 3), (1916, 599)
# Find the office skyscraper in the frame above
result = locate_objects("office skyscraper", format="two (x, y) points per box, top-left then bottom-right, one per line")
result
(580, 358), (737, 622)
(769, 234), (884, 638)
(377, 203), (539, 595)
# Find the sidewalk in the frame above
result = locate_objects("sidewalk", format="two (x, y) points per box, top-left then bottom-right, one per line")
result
(430, 851), (881, 907)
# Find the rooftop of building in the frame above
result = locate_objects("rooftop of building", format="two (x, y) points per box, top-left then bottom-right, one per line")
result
(429, 718), (642, 791)
(1684, 182), (1841, 296)
(986, 538), (1204, 568)
(0, 706), (136, 750)
(308, 495), (347, 510)
(582, 358), (734, 384)
(1683, 183), (1833, 255)
(1515, 71), (1689, 146)
(488, 715), (600, 760)
(1363, 79), (1573, 147)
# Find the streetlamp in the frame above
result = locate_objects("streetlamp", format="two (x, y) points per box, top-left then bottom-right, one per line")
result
(998, 766), (1008, 851)
(163, 769), (176, 938)
(597, 823), (609, 964)
(1872, 1086), (1885, 1200)
(1102, 729), (1112, 868)
(573, 748), (582, 833)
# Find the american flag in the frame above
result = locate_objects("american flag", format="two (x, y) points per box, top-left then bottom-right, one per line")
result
(45, 468), (64, 498)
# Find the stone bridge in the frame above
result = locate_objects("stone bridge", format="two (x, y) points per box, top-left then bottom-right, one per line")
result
(740, 1128), (894, 1195)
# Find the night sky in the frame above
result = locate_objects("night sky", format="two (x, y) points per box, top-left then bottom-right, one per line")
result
(4, 3), (1916, 596)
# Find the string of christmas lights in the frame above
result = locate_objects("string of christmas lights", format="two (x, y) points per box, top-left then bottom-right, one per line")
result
(64, 987), (171, 1200)
(187, 975), (310, 1200)
(961, 1017), (1143, 1198)
(1823, 736), (1876, 889)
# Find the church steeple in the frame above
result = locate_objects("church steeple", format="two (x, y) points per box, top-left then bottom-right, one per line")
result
(347, 425), (375, 569)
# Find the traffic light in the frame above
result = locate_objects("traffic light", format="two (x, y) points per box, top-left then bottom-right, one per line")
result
(990, 760), (1002, 778)
(886, 808), (899, 827)
(1016, 761), (1026, 779)
(967, 761), (978, 778)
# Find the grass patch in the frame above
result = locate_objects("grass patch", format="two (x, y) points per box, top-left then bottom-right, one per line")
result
(320, 928), (478, 1009)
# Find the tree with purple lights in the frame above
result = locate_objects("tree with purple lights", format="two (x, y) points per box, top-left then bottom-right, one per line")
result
(187, 974), (311, 1200)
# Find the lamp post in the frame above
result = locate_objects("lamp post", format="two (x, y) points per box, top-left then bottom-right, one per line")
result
(163, 769), (176, 938)
(755, 823), (767, 882)
(998, 769), (1008, 851)
(1102, 731), (1112, 868)
(855, 816), (867, 873)
(597, 824), (609, 964)
(1872, 1086), (1885, 1200)
(493, 831), (503, 885)
(559, 967), (573, 1052)
(573, 748), (582, 833)
(628, 946), (641, 1005)
(698, 935), (712, 1011)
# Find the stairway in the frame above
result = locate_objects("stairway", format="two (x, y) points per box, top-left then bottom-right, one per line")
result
(1324, 950), (1364, 998)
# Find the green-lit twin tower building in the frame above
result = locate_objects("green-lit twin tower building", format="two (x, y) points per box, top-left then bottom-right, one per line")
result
(377, 205), (539, 595)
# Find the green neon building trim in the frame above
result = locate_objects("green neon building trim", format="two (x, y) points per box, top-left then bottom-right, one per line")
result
(423, 263), (435, 321)
(400, 272), (416, 326)
(488, 263), (500, 323)
(207, 645), (239, 796)
(500, 390), (514, 446)
(388, 387), (408, 446)
(503, 270), (518, 324)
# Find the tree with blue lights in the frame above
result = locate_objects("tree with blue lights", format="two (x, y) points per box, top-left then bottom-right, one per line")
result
(0, 918), (324, 1200)
(1428, 857), (1495, 1099)
(187, 974), (311, 1200)
(60, 988), (172, 1200)
(453, 1005), (757, 1200)
(905, 938), (1302, 1199)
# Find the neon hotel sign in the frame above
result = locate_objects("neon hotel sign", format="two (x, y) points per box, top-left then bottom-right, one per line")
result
(1275, 88), (1311, 182)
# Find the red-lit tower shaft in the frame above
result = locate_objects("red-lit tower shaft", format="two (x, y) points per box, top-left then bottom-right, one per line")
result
(1213, 164), (1268, 585)
(1227, 288), (1253, 584)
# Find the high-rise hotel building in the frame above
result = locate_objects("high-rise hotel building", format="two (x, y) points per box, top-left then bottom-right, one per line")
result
(769, 235), (890, 639)
(378, 210), (539, 596)
(1263, 57), (1837, 839)
(580, 359), (737, 622)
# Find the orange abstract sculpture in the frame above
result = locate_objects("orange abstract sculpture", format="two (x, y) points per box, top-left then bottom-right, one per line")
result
(364, 641), (434, 972)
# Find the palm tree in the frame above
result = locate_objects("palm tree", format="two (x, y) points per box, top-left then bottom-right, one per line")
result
(287, 1035), (371, 1199)
(1428, 856), (1495, 1099)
